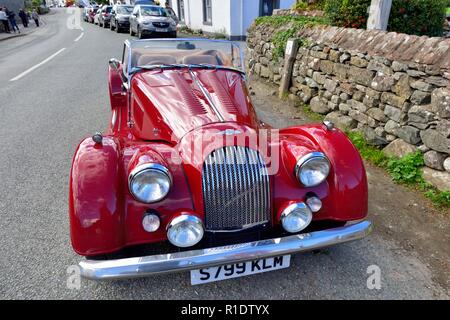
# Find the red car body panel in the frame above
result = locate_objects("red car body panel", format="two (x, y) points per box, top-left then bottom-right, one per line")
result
(69, 66), (368, 256)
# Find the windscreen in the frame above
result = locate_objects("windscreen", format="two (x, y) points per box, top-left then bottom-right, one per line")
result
(117, 6), (133, 14)
(141, 6), (167, 17)
(128, 39), (244, 73)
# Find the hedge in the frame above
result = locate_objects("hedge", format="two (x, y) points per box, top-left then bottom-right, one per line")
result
(323, 0), (448, 37)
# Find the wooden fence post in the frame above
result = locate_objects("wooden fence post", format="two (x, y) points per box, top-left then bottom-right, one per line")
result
(367, 0), (392, 31)
(279, 38), (299, 99)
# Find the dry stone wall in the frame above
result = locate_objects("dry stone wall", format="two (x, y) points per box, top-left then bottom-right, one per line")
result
(247, 24), (450, 191)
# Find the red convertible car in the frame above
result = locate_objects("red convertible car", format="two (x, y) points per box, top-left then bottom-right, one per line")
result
(69, 39), (372, 283)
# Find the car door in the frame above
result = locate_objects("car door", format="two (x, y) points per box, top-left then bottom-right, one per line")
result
(166, 8), (178, 25)
(130, 6), (138, 32)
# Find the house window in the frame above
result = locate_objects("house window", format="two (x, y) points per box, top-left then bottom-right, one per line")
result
(177, 0), (185, 22)
(203, 0), (212, 25)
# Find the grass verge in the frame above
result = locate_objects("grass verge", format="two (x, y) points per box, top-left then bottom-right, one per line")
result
(346, 131), (450, 209)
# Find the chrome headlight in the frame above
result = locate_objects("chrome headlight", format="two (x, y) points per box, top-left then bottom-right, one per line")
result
(295, 152), (330, 187)
(167, 215), (204, 247)
(128, 163), (172, 203)
(281, 202), (313, 233)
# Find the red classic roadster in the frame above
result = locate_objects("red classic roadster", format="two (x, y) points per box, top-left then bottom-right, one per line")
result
(69, 39), (372, 283)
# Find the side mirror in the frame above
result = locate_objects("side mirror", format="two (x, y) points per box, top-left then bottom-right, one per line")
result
(109, 58), (121, 72)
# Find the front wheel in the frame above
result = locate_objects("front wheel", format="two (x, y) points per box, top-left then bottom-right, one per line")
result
(137, 26), (144, 39)
(116, 23), (121, 33)
(170, 31), (177, 38)
(103, 21), (108, 28)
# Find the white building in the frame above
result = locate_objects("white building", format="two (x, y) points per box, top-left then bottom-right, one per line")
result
(160, 0), (296, 40)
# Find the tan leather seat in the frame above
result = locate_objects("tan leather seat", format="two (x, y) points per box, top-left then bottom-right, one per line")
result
(137, 55), (177, 66)
(182, 54), (220, 65)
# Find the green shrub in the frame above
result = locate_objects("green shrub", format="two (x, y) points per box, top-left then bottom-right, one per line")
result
(389, 0), (447, 37)
(386, 151), (424, 185)
(323, 0), (447, 36)
(324, 0), (370, 29)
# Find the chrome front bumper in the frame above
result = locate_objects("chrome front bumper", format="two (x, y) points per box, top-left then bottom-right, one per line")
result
(79, 220), (372, 280)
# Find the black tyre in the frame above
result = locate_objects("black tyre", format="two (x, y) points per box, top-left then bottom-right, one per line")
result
(116, 23), (121, 33)
(137, 26), (144, 39)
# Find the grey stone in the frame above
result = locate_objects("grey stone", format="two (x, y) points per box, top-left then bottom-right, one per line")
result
(340, 53), (351, 64)
(353, 91), (365, 102)
(350, 66), (375, 86)
(383, 139), (418, 158)
(392, 74), (413, 99)
(410, 80), (434, 92)
(422, 167), (450, 191)
(381, 92), (406, 108)
(385, 120), (401, 135)
(324, 79), (338, 93)
(425, 76), (448, 87)
(392, 61), (408, 72)
(339, 103), (351, 115)
(305, 77), (319, 88)
(436, 119), (450, 138)
(312, 72), (326, 85)
(418, 144), (431, 153)
(375, 126), (387, 138)
(349, 110), (369, 124)
(340, 93), (349, 101)
(310, 97), (331, 114)
(371, 73), (395, 91)
(431, 88), (450, 118)
(420, 129), (450, 154)
(331, 95), (341, 104)
(348, 99), (367, 112)
(333, 64), (349, 79)
(350, 56), (368, 68)
(424, 151), (446, 171)
(260, 66), (270, 78)
(396, 126), (421, 145)
(298, 85), (318, 104)
(407, 69), (426, 77)
(362, 126), (389, 146)
(410, 91), (431, 105)
(386, 134), (397, 142)
(367, 116), (379, 128)
(329, 50), (340, 62)
(367, 60), (393, 75)
(367, 108), (387, 122)
(365, 88), (381, 99)
(408, 105), (436, 124)
(363, 96), (381, 108)
(320, 60), (334, 74)
(324, 112), (357, 130)
(328, 102), (339, 111)
(444, 158), (450, 173)
(384, 105), (403, 122)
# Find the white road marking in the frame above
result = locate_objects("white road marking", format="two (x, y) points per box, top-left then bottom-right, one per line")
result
(9, 48), (67, 82)
(74, 32), (84, 42)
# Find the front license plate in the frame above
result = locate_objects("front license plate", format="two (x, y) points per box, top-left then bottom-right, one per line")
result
(156, 28), (167, 32)
(190, 255), (290, 285)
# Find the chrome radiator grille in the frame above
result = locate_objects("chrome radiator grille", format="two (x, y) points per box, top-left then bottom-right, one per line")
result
(202, 146), (271, 231)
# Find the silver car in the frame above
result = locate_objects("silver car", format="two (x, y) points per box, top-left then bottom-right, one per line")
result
(129, 5), (177, 39)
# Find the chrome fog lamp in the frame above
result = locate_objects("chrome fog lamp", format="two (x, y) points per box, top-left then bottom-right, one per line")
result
(295, 152), (330, 187)
(142, 212), (160, 233)
(167, 215), (204, 248)
(306, 196), (322, 213)
(281, 203), (313, 233)
(129, 163), (172, 203)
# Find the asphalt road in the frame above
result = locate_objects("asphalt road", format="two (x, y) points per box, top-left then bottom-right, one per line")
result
(0, 9), (448, 300)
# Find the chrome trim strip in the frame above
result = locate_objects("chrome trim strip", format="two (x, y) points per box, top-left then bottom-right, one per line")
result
(189, 70), (225, 122)
(79, 220), (373, 280)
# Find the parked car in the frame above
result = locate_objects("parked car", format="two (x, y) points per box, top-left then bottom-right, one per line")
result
(129, 5), (177, 39)
(87, 6), (98, 23)
(110, 4), (134, 33)
(98, 5), (112, 28)
(69, 39), (372, 282)
(93, 8), (101, 25)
